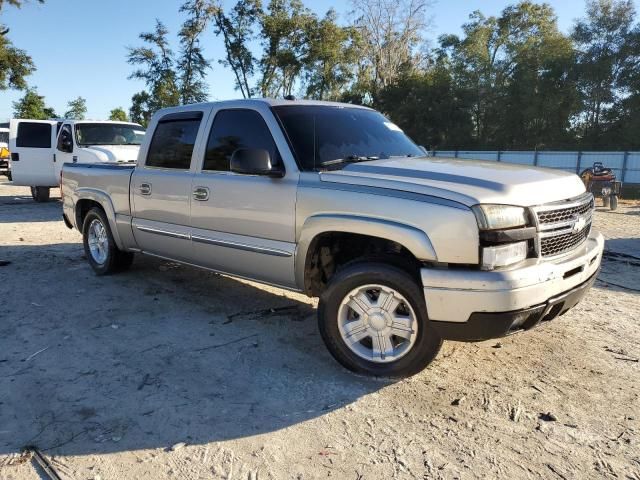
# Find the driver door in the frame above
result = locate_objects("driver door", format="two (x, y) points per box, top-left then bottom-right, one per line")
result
(55, 123), (75, 174)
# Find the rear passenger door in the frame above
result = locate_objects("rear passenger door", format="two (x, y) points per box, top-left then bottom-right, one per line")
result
(9, 120), (58, 187)
(131, 109), (208, 261)
(189, 107), (299, 288)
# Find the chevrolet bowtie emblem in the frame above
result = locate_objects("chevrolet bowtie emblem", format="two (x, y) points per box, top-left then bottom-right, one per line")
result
(572, 215), (587, 232)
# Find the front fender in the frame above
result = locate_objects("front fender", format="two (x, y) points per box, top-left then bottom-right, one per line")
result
(74, 188), (125, 250)
(295, 214), (437, 290)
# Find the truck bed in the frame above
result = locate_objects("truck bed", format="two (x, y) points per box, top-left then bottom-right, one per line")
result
(62, 162), (135, 220)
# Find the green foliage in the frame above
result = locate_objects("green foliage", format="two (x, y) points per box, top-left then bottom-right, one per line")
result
(109, 107), (129, 122)
(0, 0), (44, 91)
(129, 91), (153, 127)
(64, 96), (87, 120)
(572, 0), (640, 147)
(178, 0), (212, 104)
(211, 0), (261, 98)
(127, 20), (181, 115)
(12, 88), (56, 119)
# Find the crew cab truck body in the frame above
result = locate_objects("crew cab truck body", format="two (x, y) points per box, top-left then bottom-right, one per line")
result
(9, 119), (145, 202)
(61, 99), (604, 377)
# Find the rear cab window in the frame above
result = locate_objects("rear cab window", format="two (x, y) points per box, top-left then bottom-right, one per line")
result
(145, 111), (203, 169)
(16, 122), (52, 148)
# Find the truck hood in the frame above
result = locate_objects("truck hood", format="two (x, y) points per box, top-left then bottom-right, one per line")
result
(320, 156), (586, 207)
(82, 145), (139, 163)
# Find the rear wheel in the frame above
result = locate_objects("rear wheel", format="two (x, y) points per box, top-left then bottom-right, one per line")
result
(610, 195), (618, 211)
(82, 208), (134, 275)
(30, 186), (50, 202)
(318, 262), (442, 378)
(603, 195), (610, 208)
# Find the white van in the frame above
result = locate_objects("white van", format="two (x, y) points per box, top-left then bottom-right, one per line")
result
(9, 119), (145, 201)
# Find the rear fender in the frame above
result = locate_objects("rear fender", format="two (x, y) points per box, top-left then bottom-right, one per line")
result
(75, 188), (125, 250)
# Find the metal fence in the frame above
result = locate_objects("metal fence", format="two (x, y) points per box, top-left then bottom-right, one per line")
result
(429, 150), (640, 183)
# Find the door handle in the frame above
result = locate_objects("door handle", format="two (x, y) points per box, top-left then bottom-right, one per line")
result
(192, 186), (210, 201)
(139, 183), (152, 195)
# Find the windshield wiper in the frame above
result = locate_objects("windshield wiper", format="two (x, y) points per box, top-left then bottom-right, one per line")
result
(319, 154), (379, 167)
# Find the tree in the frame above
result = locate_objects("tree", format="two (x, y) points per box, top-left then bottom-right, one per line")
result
(129, 91), (153, 127)
(350, 0), (432, 102)
(64, 96), (87, 120)
(127, 20), (180, 114)
(212, 0), (261, 98)
(304, 9), (360, 100)
(572, 0), (640, 146)
(12, 88), (56, 118)
(258, 0), (317, 98)
(0, 0), (44, 90)
(437, 2), (578, 148)
(177, 0), (212, 104)
(377, 63), (474, 149)
(109, 107), (129, 122)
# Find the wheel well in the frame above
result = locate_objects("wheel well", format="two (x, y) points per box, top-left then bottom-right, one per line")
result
(303, 232), (422, 297)
(75, 199), (104, 230)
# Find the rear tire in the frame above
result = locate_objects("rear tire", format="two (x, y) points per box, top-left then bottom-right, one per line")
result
(30, 186), (50, 202)
(82, 208), (134, 275)
(603, 196), (610, 208)
(318, 262), (442, 378)
(610, 195), (618, 211)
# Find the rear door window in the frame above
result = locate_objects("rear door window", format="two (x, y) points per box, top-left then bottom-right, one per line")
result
(146, 112), (203, 169)
(16, 122), (52, 148)
(203, 109), (280, 172)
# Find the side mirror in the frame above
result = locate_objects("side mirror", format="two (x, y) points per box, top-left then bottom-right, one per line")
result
(60, 134), (73, 153)
(230, 148), (284, 177)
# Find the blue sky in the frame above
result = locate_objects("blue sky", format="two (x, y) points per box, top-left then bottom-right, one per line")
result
(1, 0), (638, 121)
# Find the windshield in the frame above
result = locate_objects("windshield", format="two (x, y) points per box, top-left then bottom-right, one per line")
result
(0, 131), (8, 146)
(75, 123), (145, 146)
(272, 105), (423, 171)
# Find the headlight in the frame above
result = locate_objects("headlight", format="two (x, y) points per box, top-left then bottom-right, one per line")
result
(482, 241), (528, 270)
(472, 204), (527, 230)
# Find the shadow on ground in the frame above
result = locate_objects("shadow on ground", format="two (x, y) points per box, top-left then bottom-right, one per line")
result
(0, 241), (389, 456)
(0, 187), (62, 223)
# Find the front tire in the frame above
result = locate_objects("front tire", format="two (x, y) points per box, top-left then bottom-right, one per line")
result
(318, 262), (442, 378)
(610, 195), (618, 211)
(30, 186), (50, 202)
(82, 208), (134, 275)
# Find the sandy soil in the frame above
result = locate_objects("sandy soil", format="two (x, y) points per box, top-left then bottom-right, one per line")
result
(0, 182), (638, 480)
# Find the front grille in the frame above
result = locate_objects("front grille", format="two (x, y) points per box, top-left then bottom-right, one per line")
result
(533, 193), (594, 258)
(540, 223), (591, 257)
(537, 198), (594, 225)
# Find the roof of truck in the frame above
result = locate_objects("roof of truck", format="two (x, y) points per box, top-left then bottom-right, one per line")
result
(166, 98), (373, 111)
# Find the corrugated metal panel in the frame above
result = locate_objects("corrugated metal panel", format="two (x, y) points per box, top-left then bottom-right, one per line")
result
(429, 150), (640, 183)
(457, 151), (498, 161)
(500, 152), (534, 165)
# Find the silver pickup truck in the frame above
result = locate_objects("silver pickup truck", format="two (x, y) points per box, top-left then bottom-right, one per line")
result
(61, 99), (604, 377)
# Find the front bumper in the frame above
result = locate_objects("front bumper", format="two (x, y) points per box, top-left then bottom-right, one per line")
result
(422, 230), (604, 341)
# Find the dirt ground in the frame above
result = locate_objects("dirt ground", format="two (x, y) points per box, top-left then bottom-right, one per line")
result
(0, 181), (638, 480)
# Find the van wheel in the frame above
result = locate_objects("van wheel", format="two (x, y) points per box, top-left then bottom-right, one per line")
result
(318, 262), (442, 378)
(610, 195), (618, 211)
(82, 208), (134, 275)
(30, 186), (50, 202)
(6, 171), (11, 181)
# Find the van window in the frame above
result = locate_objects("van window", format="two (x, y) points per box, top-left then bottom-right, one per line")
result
(204, 109), (279, 171)
(16, 122), (52, 148)
(146, 118), (201, 169)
